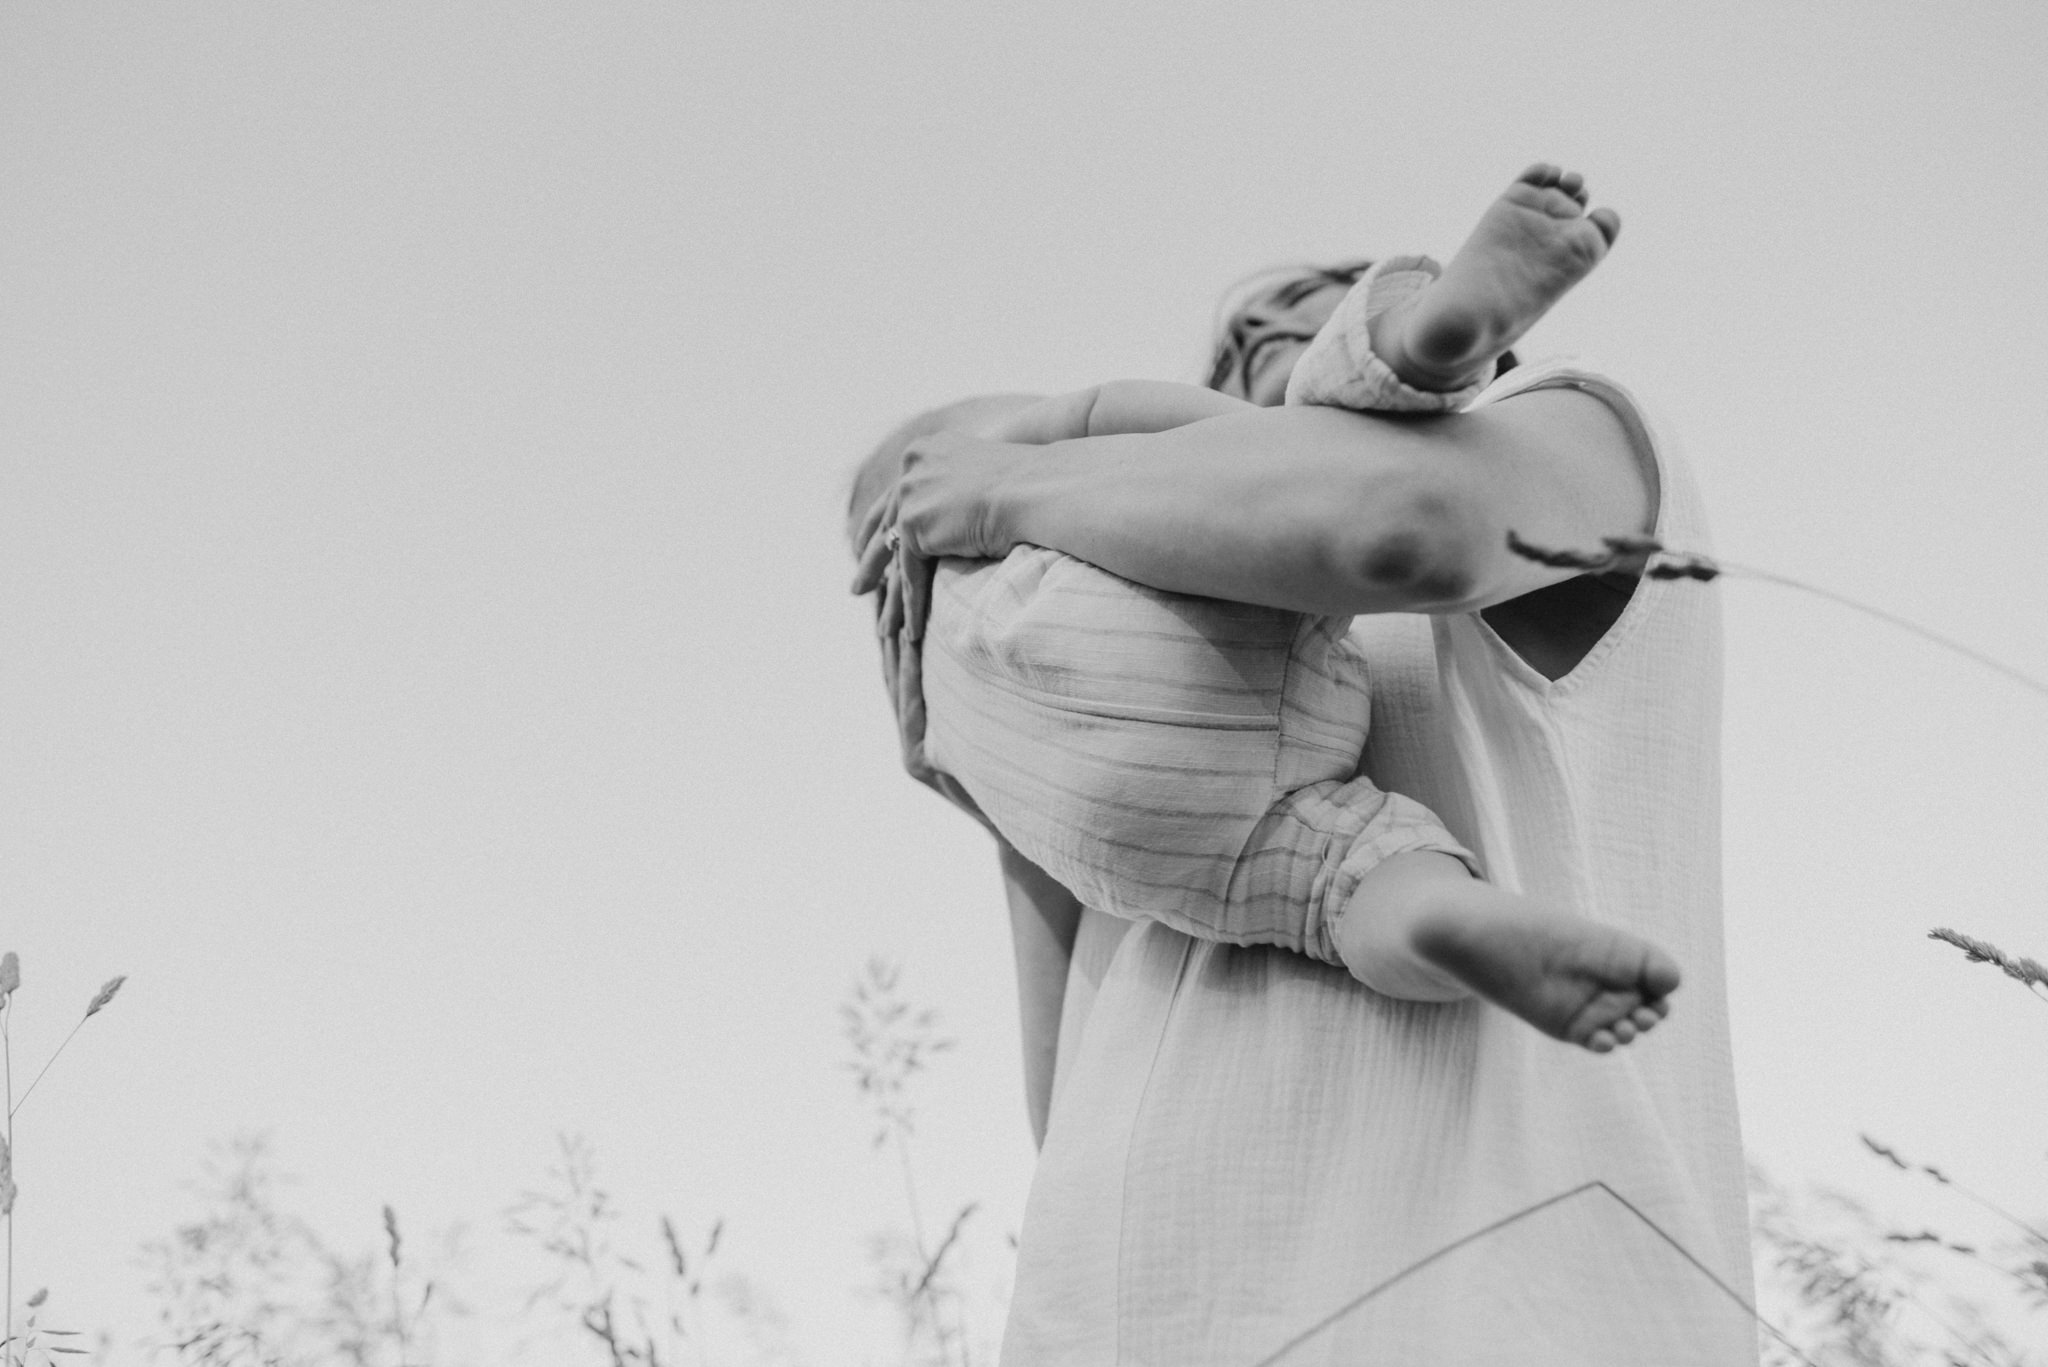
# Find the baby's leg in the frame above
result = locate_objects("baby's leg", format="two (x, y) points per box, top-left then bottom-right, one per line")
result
(920, 552), (1675, 1051)
(919, 549), (1465, 966)
(1337, 850), (1678, 1052)
(1285, 164), (1620, 411)
(1378, 163), (1620, 393)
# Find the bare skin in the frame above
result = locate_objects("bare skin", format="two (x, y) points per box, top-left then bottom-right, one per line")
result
(1339, 852), (1677, 1052)
(1375, 162), (1622, 393)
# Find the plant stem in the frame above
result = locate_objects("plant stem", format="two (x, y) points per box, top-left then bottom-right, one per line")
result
(4, 994), (13, 1367)
(893, 1126), (929, 1264)
(7, 1016), (88, 1121)
(1717, 561), (2048, 705)
(1932, 1175), (2048, 1248)
(893, 1123), (942, 1342)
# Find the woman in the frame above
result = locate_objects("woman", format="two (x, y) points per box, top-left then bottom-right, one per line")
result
(858, 170), (1753, 1365)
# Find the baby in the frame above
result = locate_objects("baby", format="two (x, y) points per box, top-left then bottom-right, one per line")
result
(851, 165), (1672, 1057)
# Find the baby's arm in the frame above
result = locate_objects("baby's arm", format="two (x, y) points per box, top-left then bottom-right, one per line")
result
(985, 380), (1254, 444)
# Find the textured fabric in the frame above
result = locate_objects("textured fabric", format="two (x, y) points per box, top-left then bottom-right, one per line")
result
(1001, 360), (1756, 1367)
(1283, 255), (1491, 412)
(920, 551), (1475, 967)
(899, 251), (1488, 963)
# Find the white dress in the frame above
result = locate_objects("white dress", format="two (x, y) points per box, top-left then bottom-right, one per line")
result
(1001, 360), (1757, 1367)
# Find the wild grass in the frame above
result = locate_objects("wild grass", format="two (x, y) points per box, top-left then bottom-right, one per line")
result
(2, 951), (123, 1367)
(141, 1133), (422, 1366)
(135, 1130), (797, 1367)
(1928, 930), (2048, 1005)
(838, 958), (988, 1367)
(11, 927), (2036, 1364)
(1743, 928), (2046, 1367)
(502, 1130), (774, 1366)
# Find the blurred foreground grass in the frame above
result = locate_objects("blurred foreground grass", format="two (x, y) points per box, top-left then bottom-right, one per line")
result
(2, 948), (2041, 1366)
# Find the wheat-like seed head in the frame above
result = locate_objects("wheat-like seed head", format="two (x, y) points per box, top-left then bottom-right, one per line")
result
(1928, 927), (2048, 995)
(0, 951), (19, 1002)
(85, 975), (125, 1018)
(0, 1134), (14, 1217)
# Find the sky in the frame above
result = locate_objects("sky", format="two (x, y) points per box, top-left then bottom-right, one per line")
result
(4, 1), (2046, 1362)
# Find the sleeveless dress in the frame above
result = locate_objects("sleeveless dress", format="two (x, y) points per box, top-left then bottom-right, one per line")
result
(1000, 360), (1757, 1367)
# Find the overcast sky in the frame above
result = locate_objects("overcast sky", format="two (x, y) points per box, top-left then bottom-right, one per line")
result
(5, 1), (2046, 1362)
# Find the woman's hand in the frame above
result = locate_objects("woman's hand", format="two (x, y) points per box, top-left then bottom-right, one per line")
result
(851, 431), (1023, 638)
(851, 382), (1251, 611)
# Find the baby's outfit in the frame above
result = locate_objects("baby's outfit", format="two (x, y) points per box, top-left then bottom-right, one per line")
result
(902, 256), (1485, 968)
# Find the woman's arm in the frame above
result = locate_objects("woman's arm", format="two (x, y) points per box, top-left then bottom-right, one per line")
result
(888, 387), (1652, 618)
(996, 844), (1083, 1149)
(851, 381), (1254, 596)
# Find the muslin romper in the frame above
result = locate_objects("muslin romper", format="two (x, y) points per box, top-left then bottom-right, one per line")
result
(916, 258), (1487, 968)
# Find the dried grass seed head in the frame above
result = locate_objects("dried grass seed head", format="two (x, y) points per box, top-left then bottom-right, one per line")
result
(85, 974), (126, 1017)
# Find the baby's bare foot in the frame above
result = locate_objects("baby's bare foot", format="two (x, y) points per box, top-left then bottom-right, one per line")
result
(1380, 163), (1622, 392)
(1410, 897), (1678, 1052)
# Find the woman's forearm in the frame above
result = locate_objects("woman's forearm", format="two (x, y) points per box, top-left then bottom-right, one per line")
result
(974, 389), (1645, 617)
(997, 844), (1082, 1149)
(989, 405), (1483, 617)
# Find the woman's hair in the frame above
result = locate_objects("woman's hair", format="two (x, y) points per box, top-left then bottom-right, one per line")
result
(1204, 259), (1518, 397)
(1204, 261), (1373, 394)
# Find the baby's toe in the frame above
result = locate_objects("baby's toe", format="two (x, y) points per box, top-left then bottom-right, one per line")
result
(1585, 1028), (1617, 1053)
(1520, 163), (1562, 188)
(1629, 1004), (1663, 1033)
(1557, 169), (1587, 203)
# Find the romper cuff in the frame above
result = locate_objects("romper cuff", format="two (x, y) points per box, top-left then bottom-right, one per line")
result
(1283, 255), (1490, 414)
(1309, 790), (1480, 967)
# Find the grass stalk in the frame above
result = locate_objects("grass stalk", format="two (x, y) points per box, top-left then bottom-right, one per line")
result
(1253, 1178), (1819, 1367)
(4, 991), (14, 1367)
(1718, 561), (2048, 705)
(385, 1204), (409, 1367)
(1504, 530), (2048, 705)
(1862, 1134), (2048, 1247)
(9, 1018), (88, 1123)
